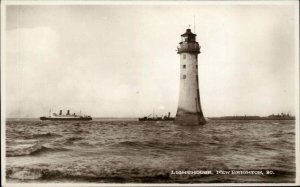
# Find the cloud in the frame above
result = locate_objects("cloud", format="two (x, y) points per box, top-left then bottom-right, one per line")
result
(4, 5), (296, 118)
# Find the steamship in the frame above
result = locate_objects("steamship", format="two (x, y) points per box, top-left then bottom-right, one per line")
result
(139, 112), (174, 121)
(208, 113), (295, 120)
(40, 110), (92, 121)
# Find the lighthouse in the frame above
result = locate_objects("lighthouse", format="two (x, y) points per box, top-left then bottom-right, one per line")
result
(175, 28), (206, 125)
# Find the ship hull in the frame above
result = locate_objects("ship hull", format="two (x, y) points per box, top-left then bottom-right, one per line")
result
(208, 117), (295, 120)
(138, 118), (174, 121)
(40, 117), (92, 121)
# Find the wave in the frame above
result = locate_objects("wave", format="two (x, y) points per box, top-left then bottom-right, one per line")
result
(65, 136), (83, 144)
(115, 140), (204, 149)
(25, 132), (62, 139)
(6, 143), (68, 157)
(6, 165), (295, 182)
(7, 166), (61, 180)
(269, 131), (295, 138)
(5, 166), (183, 181)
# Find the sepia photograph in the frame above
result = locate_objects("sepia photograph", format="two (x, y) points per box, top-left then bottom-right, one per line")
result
(1, 0), (299, 186)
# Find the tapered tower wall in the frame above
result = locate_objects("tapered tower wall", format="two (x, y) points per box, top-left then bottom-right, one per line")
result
(175, 29), (206, 125)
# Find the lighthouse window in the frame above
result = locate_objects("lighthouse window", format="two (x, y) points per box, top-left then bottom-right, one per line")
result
(183, 75), (186, 79)
(182, 36), (188, 42)
(183, 54), (186, 59)
(183, 64), (186, 69)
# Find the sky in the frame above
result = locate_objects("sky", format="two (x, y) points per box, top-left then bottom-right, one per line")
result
(4, 3), (298, 118)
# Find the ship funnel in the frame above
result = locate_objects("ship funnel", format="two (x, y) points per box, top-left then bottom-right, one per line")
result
(67, 110), (70, 115)
(59, 110), (62, 115)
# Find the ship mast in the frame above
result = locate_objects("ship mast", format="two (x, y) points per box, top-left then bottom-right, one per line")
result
(153, 109), (155, 119)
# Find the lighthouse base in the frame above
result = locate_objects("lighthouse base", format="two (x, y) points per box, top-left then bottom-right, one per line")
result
(175, 110), (206, 126)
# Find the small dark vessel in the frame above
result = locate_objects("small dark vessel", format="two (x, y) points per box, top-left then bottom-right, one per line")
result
(139, 112), (175, 121)
(40, 110), (92, 121)
(208, 113), (295, 120)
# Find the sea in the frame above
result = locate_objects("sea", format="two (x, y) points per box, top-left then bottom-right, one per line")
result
(5, 118), (296, 183)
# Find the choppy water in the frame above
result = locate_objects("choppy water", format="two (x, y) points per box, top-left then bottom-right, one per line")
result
(6, 119), (295, 183)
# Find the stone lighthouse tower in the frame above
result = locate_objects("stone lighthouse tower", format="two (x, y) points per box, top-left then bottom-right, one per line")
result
(175, 28), (206, 125)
